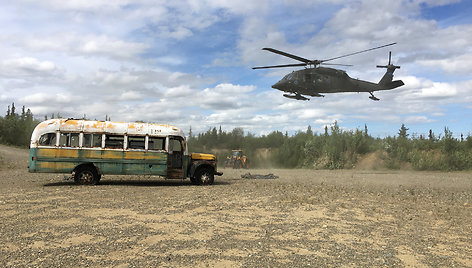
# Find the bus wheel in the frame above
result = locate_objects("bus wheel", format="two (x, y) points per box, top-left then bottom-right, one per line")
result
(74, 166), (99, 185)
(195, 168), (214, 185)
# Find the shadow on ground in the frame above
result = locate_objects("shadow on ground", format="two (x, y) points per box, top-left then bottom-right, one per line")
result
(43, 179), (231, 187)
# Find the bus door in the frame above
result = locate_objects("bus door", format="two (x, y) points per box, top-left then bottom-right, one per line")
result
(167, 136), (184, 179)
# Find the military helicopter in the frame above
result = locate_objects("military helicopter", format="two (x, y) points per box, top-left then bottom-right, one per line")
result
(253, 43), (404, 101)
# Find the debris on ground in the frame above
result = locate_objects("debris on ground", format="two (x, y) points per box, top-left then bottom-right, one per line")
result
(241, 173), (279, 179)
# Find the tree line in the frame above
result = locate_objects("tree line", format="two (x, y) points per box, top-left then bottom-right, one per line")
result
(0, 103), (40, 147)
(1, 103), (471, 171)
(188, 123), (472, 171)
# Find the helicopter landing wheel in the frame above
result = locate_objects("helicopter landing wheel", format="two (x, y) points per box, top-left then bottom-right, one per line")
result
(369, 92), (380, 101)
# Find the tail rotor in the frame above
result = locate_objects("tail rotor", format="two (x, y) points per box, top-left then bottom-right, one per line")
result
(377, 52), (400, 70)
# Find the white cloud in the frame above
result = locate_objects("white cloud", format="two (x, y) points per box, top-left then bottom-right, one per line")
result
(22, 0), (134, 11)
(164, 85), (195, 98)
(91, 70), (141, 88)
(405, 115), (435, 124)
(414, 82), (457, 99)
(118, 91), (143, 101)
(79, 35), (149, 59)
(418, 53), (472, 74)
(242, 0), (472, 81)
(20, 92), (72, 105)
(0, 57), (60, 78)
(1, 0), (471, 138)
(415, 0), (461, 7)
(198, 83), (255, 110)
(28, 34), (149, 60)
(157, 25), (194, 40)
(298, 109), (328, 120)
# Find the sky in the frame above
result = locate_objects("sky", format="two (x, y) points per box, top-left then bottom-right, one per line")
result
(1, 0), (471, 138)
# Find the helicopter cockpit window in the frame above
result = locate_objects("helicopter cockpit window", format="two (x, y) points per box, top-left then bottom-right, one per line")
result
(285, 73), (294, 80)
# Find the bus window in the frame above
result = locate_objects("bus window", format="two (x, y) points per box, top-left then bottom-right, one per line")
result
(83, 134), (102, 148)
(128, 136), (145, 150)
(70, 134), (79, 147)
(105, 135), (124, 149)
(59, 133), (79, 147)
(170, 138), (182, 152)
(59, 133), (68, 147)
(148, 137), (165, 151)
(38, 133), (56, 146)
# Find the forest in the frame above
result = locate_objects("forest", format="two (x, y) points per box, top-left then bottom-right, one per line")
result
(0, 103), (39, 147)
(1, 103), (471, 171)
(188, 123), (472, 171)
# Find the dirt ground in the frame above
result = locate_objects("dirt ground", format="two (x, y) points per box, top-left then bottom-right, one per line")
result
(1, 145), (471, 267)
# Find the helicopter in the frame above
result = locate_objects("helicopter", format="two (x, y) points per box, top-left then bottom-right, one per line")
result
(252, 43), (404, 101)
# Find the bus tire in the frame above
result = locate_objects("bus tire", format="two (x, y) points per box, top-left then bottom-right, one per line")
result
(194, 167), (214, 185)
(74, 165), (99, 185)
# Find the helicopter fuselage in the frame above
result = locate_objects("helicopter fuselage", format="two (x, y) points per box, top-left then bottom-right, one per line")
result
(253, 44), (404, 100)
(272, 67), (383, 97)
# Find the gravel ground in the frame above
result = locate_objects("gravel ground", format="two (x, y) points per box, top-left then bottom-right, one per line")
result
(1, 144), (471, 267)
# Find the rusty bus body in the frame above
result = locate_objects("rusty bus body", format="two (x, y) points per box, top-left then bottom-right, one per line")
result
(29, 119), (222, 185)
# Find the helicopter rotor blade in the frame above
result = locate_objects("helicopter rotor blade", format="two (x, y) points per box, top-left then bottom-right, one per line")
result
(262, 48), (311, 63)
(252, 63), (307, 69)
(321, 63), (353, 67)
(321, 42), (397, 63)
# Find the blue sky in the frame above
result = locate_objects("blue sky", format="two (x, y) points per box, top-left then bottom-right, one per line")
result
(0, 0), (471, 138)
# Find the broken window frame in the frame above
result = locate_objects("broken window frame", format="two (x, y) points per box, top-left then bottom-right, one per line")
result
(38, 133), (57, 147)
(127, 135), (146, 150)
(104, 134), (124, 149)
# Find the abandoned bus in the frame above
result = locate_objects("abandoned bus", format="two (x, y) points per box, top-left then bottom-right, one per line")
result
(29, 119), (222, 185)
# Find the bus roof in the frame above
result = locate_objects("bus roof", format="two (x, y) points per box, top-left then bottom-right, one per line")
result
(31, 119), (184, 141)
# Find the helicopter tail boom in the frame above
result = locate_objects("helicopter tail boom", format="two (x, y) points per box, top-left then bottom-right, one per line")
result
(378, 80), (404, 90)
